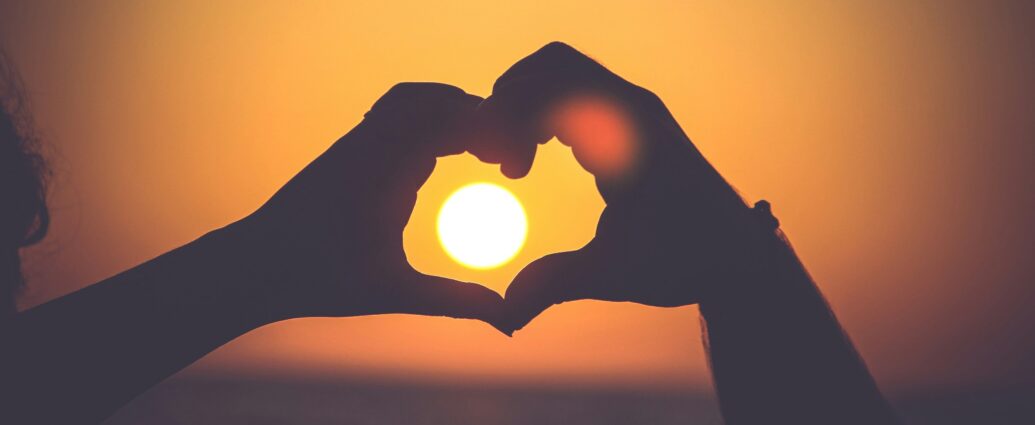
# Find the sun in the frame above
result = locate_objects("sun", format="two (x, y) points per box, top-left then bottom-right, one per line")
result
(437, 182), (528, 269)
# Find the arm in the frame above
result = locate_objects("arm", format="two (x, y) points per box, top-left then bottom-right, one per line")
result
(700, 227), (900, 424)
(0, 83), (505, 425)
(0, 225), (271, 425)
(484, 42), (900, 424)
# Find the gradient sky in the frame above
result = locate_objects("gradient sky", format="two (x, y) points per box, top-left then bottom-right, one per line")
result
(2, 0), (1033, 394)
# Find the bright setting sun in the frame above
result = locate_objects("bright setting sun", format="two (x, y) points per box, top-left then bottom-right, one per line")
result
(436, 182), (528, 269)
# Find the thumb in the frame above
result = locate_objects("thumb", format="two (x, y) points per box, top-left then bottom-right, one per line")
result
(503, 250), (598, 333)
(395, 273), (509, 335)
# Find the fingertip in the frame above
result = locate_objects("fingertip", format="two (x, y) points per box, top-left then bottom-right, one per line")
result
(505, 313), (531, 334)
(463, 125), (540, 178)
(500, 163), (526, 179)
(502, 302), (540, 334)
(495, 324), (516, 338)
(500, 144), (536, 179)
(500, 276), (548, 332)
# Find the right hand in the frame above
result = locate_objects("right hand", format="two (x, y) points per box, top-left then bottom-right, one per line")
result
(477, 43), (769, 332)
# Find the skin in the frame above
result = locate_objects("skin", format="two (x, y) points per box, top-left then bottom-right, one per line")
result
(2, 42), (901, 425)
(0, 82), (507, 425)
(486, 42), (902, 424)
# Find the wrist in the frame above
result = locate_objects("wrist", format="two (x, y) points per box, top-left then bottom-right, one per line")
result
(202, 219), (290, 327)
(698, 202), (805, 316)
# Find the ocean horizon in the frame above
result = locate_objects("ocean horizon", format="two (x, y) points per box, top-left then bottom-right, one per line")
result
(101, 375), (1034, 425)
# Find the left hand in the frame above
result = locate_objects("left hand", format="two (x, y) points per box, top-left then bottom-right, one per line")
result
(231, 83), (507, 333)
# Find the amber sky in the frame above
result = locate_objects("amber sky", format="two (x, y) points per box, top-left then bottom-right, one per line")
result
(2, 0), (1033, 394)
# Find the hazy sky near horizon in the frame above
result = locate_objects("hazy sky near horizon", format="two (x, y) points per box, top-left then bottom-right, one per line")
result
(2, 0), (1033, 393)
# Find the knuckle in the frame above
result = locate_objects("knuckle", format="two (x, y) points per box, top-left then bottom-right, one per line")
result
(629, 85), (664, 107)
(370, 83), (417, 113)
(537, 41), (583, 60)
(536, 42), (597, 72)
(383, 82), (420, 98)
(370, 83), (472, 122)
(380, 82), (465, 105)
(494, 42), (588, 92)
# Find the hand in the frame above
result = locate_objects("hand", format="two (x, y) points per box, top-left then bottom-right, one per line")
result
(231, 83), (507, 333)
(478, 43), (768, 332)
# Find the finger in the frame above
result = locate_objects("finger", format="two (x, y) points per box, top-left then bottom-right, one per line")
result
(395, 273), (510, 335)
(355, 82), (485, 194)
(503, 250), (599, 333)
(493, 42), (621, 93)
(471, 42), (615, 175)
(467, 96), (550, 178)
(475, 42), (659, 186)
(363, 82), (484, 159)
(500, 139), (538, 178)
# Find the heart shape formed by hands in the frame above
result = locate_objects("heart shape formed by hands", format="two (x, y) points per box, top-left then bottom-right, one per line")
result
(442, 42), (766, 334)
(248, 42), (767, 337)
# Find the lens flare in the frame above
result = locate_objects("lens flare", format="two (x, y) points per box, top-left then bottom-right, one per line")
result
(551, 95), (637, 178)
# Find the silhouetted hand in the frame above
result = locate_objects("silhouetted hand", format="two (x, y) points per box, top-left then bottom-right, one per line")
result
(232, 83), (506, 331)
(480, 43), (767, 332)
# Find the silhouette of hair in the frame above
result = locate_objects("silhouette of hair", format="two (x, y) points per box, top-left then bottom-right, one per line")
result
(0, 50), (49, 321)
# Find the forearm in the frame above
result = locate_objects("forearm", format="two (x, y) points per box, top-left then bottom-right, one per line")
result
(0, 223), (274, 425)
(700, 230), (900, 424)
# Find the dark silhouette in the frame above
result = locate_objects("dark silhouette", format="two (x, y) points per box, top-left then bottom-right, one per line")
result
(479, 42), (903, 424)
(0, 51), (49, 321)
(0, 42), (902, 425)
(0, 62), (506, 423)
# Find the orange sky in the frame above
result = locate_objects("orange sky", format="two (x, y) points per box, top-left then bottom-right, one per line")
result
(2, 0), (1033, 393)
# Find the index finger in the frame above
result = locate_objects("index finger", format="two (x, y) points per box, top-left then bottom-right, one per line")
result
(470, 43), (628, 175)
(472, 42), (659, 181)
(363, 82), (485, 159)
(349, 82), (487, 195)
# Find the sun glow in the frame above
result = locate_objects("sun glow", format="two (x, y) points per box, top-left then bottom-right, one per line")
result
(436, 183), (528, 269)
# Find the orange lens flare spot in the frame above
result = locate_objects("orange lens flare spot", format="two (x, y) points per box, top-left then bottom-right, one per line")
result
(550, 95), (637, 178)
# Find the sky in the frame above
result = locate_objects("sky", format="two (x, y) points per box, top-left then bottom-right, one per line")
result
(1, 0), (1033, 394)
